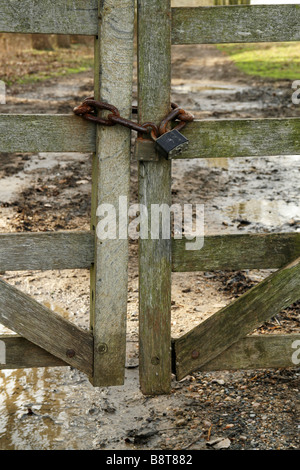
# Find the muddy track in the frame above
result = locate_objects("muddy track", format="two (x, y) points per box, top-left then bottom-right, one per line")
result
(0, 44), (299, 450)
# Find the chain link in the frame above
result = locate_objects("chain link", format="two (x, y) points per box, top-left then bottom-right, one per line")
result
(73, 98), (194, 140)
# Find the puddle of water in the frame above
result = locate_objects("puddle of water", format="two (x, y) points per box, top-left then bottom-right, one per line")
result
(173, 154), (300, 234)
(0, 368), (68, 450)
(16, 78), (92, 103)
(0, 299), (86, 450)
(225, 199), (300, 227)
(172, 82), (251, 95)
(171, 80), (285, 113)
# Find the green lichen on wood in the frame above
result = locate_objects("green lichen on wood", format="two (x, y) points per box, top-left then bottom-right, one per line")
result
(135, 118), (300, 160)
(172, 233), (300, 272)
(172, 5), (300, 44)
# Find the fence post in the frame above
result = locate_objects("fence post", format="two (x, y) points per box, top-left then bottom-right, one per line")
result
(138, 0), (172, 395)
(90, 0), (134, 386)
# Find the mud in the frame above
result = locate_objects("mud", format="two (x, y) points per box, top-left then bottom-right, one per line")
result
(0, 44), (299, 450)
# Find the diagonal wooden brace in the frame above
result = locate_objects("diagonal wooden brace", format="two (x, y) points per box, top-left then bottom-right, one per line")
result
(0, 279), (93, 376)
(173, 257), (300, 380)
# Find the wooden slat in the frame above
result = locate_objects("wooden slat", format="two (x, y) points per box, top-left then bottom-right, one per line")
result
(0, 231), (94, 271)
(0, 278), (93, 376)
(90, 0), (134, 387)
(172, 5), (300, 44)
(172, 233), (300, 272)
(138, 0), (172, 395)
(0, 0), (98, 35)
(196, 334), (300, 372)
(0, 115), (95, 153)
(173, 257), (300, 380)
(0, 335), (67, 370)
(135, 118), (300, 161)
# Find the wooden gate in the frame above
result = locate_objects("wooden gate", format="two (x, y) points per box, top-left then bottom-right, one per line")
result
(136, 1), (300, 395)
(1, 1), (300, 395)
(0, 0), (135, 387)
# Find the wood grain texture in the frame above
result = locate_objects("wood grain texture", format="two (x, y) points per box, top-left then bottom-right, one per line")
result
(172, 5), (300, 44)
(0, 231), (94, 271)
(195, 334), (300, 372)
(0, 335), (67, 370)
(0, 0), (98, 35)
(174, 257), (300, 380)
(0, 115), (95, 153)
(172, 233), (300, 272)
(0, 278), (93, 376)
(135, 118), (300, 160)
(90, 0), (134, 387)
(138, 0), (172, 395)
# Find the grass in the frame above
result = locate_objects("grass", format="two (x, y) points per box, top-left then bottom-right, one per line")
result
(218, 42), (300, 80)
(2, 40), (299, 85)
(0, 44), (94, 86)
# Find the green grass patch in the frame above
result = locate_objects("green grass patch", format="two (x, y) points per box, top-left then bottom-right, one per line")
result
(218, 42), (300, 80)
(0, 45), (94, 86)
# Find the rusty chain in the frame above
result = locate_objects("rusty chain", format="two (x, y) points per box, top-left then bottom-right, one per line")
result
(73, 98), (194, 140)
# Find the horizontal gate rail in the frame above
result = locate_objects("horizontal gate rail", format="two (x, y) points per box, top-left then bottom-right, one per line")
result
(0, 278), (93, 376)
(2, 4), (300, 44)
(0, 0), (98, 36)
(135, 118), (300, 161)
(173, 233), (300, 272)
(0, 115), (95, 153)
(0, 231), (94, 271)
(4, 116), (300, 158)
(172, 5), (300, 44)
(173, 257), (300, 380)
(0, 335), (67, 370)
(186, 334), (300, 372)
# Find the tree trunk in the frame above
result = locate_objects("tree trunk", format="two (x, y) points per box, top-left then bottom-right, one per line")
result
(57, 35), (71, 48)
(71, 35), (91, 45)
(32, 34), (53, 51)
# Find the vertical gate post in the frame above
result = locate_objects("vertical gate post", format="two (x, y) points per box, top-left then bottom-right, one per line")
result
(90, 0), (135, 386)
(138, 0), (172, 394)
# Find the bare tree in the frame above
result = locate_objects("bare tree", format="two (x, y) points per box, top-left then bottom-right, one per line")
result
(71, 35), (92, 45)
(32, 34), (53, 51)
(57, 35), (71, 48)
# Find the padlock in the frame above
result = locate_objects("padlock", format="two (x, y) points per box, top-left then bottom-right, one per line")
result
(154, 129), (189, 159)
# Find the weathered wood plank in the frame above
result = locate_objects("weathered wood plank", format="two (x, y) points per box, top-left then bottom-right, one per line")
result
(197, 334), (300, 372)
(5, 116), (300, 159)
(0, 0), (98, 35)
(138, 0), (172, 395)
(90, 0), (134, 387)
(172, 233), (300, 272)
(0, 231), (94, 271)
(174, 257), (300, 380)
(172, 5), (300, 44)
(0, 335), (67, 370)
(0, 115), (95, 153)
(0, 278), (93, 376)
(135, 118), (300, 160)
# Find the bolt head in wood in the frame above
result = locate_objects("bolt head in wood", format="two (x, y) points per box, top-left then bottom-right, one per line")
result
(66, 349), (76, 358)
(151, 356), (160, 365)
(191, 350), (199, 360)
(97, 343), (108, 355)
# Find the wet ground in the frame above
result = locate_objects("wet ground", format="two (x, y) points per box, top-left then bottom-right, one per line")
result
(0, 44), (299, 450)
